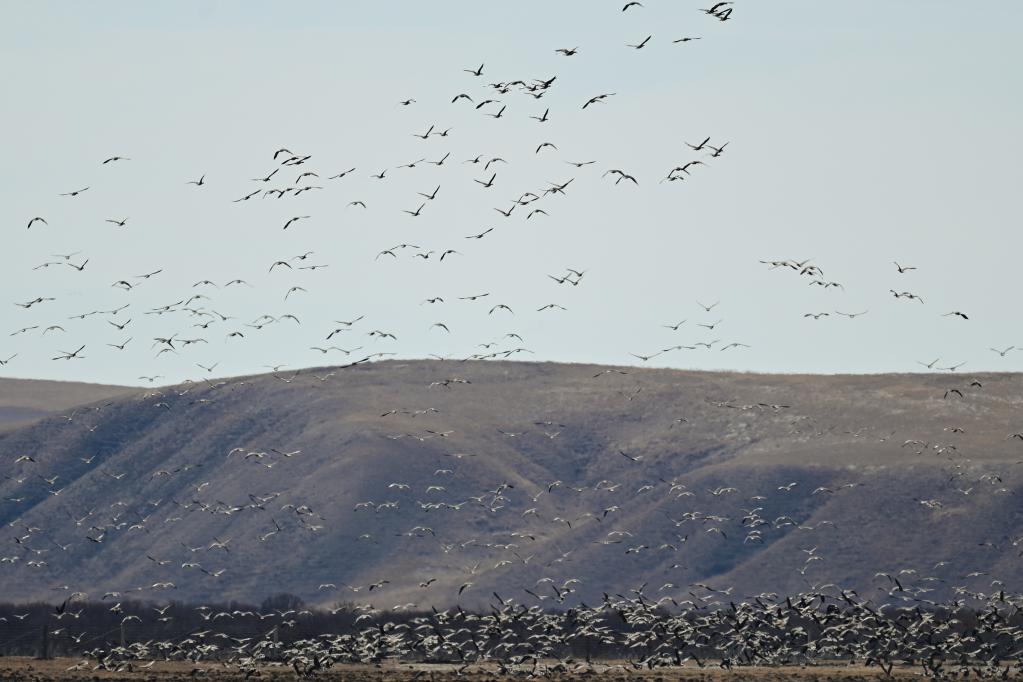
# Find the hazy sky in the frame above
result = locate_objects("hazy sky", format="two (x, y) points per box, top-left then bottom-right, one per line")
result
(2, 1), (1021, 386)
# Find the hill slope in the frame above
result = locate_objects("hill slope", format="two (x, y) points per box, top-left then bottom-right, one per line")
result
(1, 360), (1021, 607)
(0, 377), (133, 432)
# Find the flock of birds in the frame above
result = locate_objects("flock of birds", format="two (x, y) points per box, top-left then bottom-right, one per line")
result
(4, 1), (1023, 677)
(12, 586), (1023, 677)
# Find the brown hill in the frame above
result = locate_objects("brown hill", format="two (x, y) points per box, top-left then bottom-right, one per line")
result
(0, 360), (1020, 607)
(0, 377), (133, 432)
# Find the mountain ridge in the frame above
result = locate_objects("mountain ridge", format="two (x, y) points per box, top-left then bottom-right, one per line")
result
(0, 360), (1020, 607)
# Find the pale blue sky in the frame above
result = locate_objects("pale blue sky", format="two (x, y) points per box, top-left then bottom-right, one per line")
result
(2, 1), (1021, 385)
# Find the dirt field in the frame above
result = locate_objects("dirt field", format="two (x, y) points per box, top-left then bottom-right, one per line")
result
(0, 657), (930, 681)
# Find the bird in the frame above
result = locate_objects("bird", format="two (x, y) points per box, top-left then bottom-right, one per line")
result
(464, 63), (484, 76)
(943, 311), (969, 320)
(583, 93), (615, 109)
(990, 346), (1015, 357)
(186, 175), (206, 186)
(282, 216), (310, 230)
(706, 142), (729, 157)
(700, 1), (733, 15)
(890, 290), (924, 303)
(330, 168), (357, 179)
(60, 187), (89, 197)
(627, 36), (652, 49)
(52, 345), (86, 361)
(623, 1), (643, 10)
(26, 217), (47, 229)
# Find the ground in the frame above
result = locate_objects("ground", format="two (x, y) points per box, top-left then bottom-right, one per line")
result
(0, 658), (929, 681)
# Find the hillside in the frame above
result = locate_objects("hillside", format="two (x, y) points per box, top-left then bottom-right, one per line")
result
(0, 377), (133, 432)
(1, 360), (1021, 607)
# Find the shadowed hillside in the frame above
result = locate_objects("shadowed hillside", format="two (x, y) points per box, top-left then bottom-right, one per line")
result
(0, 377), (133, 432)
(1, 360), (1021, 607)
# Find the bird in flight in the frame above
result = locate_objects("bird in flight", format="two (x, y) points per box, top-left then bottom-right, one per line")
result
(627, 36), (652, 50)
(283, 216), (310, 230)
(890, 290), (924, 303)
(583, 93), (615, 109)
(466, 227), (494, 239)
(60, 187), (89, 197)
(686, 137), (711, 151)
(52, 345), (86, 361)
(700, 1), (733, 15)
(464, 63), (484, 77)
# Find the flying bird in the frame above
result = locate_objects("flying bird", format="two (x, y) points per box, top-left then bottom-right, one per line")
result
(283, 216), (310, 230)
